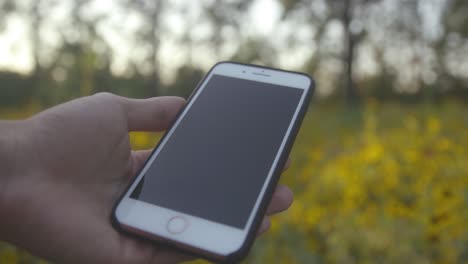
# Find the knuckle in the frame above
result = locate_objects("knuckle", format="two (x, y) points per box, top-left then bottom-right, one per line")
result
(93, 92), (117, 101)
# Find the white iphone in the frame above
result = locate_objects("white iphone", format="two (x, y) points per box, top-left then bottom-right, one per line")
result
(112, 62), (314, 262)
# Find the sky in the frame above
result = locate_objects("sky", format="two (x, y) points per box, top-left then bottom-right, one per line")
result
(0, 14), (33, 71)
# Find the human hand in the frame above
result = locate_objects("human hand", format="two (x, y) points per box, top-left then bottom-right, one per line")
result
(0, 93), (294, 263)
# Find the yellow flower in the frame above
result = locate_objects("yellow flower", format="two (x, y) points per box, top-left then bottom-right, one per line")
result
(426, 117), (441, 136)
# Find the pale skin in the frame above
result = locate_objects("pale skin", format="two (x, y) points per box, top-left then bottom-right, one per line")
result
(0, 93), (294, 263)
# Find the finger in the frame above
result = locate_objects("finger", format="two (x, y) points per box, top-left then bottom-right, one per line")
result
(283, 158), (291, 171)
(131, 149), (153, 175)
(149, 249), (195, 264)
(119, 96), (186, 132)
(126, 237), (196, 264)
(257, 217), (271, 236)
(266, 185), (294, 215)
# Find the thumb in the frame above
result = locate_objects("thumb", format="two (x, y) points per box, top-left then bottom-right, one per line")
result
(119, 96), (186, 132)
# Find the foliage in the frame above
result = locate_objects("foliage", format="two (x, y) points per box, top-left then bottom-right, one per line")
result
(0, 72), (34, 108)
(1, 102), (467, 263)
(0, 241), (46, 264)
(247, 101), (468, 263)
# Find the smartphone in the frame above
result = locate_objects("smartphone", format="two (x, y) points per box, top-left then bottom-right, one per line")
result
(112, 62), (314, 262)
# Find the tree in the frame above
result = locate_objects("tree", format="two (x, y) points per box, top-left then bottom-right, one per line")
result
(166, 65), (204, 98)
(120, 0), (166, 96)
(438, 0), (468, 98)
(66, 0), (111, 96)
(201, 0), (252, 58)
(0, 0), (15, 32)
(230, 37), (277, 66)
(280, 0), (375, 103)
(446, 0), (468, 37)
(28, 0), (50, 103)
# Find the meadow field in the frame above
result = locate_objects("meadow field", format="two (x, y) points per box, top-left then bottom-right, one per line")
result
(1, 101), (467, 263)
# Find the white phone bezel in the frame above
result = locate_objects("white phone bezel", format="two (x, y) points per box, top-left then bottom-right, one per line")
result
(115, 62), (311, 256)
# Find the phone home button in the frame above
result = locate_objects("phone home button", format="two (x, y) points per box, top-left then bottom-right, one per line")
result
(166, 216), (188, 234)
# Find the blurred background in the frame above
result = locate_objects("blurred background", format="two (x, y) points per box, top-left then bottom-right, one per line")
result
(0, 0), (467, 263)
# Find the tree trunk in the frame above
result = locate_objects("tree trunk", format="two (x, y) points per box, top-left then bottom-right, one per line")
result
(343, 0), (359, 104)
(149, 0), (161, 97)
(30, 0), (49, 105)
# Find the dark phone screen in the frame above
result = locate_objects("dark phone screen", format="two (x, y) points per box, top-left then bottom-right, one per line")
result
(131, 74), (303, 229)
